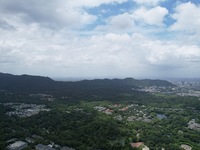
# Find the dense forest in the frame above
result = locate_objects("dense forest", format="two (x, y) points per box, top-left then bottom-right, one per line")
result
(0, 73), (200, 150)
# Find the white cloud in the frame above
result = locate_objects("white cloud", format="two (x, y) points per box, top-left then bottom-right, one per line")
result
(0, 1), (98, 29)
(146, 42), (200, 65)
(1, 20), (200, 78)
(67, 0), (128, 7)
(95, 6), (168, 33)
(133, 6), (168, 26)
(94, 12), (136, 33)
(109, 13), (134, 30)
(170, 2), (200, 33)
(0, 0), (200, 78)
(132, 0), (165, 6)
(0, 0), (128, 29)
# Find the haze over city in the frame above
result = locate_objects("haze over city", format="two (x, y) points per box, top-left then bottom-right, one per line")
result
(0, 0), (200, 79)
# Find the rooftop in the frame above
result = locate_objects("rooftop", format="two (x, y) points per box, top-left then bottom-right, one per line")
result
(7, 141), (28, 150)
(130, 142), (144, 148)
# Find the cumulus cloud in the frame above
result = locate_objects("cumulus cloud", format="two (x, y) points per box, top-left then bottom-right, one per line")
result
(0, 0), (200, 78)
(95, 6), (168, 33)
(170, 2), (200, 33)
(0, 0), (128, 30)
(145, 42), (200, 66)
(133, 6), (168, 26)
(109, 13), (134, 30)
(0, 0), (99, 29)
(1, 21), (200, 78)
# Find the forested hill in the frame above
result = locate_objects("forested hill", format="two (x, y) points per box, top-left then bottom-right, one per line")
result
(119, 78), (174, 87)
(0, 72), (174, 93)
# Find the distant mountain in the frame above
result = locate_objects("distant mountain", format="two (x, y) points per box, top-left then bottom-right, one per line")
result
(0, 72), (174, 93)
(0, 73), (55, 92)
(121, 78), (174, 87)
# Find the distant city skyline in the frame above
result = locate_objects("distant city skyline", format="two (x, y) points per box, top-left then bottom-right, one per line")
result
(0, 0), (200, 79)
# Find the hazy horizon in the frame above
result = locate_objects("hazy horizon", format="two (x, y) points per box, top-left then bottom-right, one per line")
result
(1, 71), (200, 82)
(0, 0), (200, 78)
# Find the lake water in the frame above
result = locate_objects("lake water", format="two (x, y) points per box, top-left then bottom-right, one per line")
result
(157, 114), (167, 119)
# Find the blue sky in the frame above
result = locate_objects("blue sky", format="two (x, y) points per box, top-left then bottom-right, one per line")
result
(0, 0), (200, 79)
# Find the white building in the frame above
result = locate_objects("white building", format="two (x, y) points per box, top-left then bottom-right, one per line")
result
(7, 141), (28, 150)
(181, 144), (192, 150)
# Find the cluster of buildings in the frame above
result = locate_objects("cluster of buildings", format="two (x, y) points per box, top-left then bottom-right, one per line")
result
(177, 90), (200, 97)
(94, 106), (113, 114)
(94, 104), (153, 123)
(135, 80), (200, 98)
(3, 103), (50, 117)
(130, 142), (192, 150)
(171, 80), (200, 97)
(29, 93), (55, 101)
(172, 80), (200, 89)
(94, 104), (139, 114)
(6, 138), (75, 150)
(127, 115), (152, 122)
(137, 86), (164, 93)
(94, 104), (131, 114)
(6, 140), (190, 150)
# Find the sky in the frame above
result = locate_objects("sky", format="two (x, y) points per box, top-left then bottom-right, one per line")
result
(0, 0), (200, 79)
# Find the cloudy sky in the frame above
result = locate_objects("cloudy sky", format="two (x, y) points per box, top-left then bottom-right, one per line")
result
(0, 0), (200, 79)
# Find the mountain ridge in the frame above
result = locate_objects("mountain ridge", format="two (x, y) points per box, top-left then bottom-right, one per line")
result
(0, 72), (174, 93)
